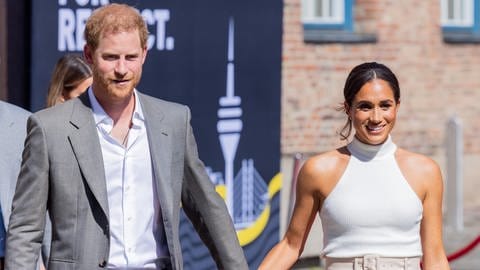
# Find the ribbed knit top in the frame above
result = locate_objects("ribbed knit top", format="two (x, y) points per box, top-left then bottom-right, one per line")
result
(320, 136), (423, 258)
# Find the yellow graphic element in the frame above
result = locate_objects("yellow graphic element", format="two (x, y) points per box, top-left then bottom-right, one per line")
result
(267, 172), (282, 198)
(216, 185), (227, 200)
(235, 172), (282, 246)
(214, 173), (282, 246)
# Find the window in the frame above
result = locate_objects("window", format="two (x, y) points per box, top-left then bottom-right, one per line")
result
(301, 0), (376, 43)
(441, 0), (474, 27)
(302, 0), (351, 30)
(441, 0), (480, 43)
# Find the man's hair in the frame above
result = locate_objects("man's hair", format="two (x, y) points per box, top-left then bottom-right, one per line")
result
(84, 3), (148, 51)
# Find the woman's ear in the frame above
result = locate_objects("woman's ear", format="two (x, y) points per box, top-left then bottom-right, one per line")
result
(344, 102), (350, 116)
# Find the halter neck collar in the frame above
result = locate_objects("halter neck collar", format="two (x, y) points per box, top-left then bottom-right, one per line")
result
(347, 135), (397, 161)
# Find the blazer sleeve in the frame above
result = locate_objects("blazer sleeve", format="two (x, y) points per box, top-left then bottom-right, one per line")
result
(180, 106), (248, 270)
(5, 115), (49, 270)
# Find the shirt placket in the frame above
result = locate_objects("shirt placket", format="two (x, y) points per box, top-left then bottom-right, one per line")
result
(123, 147), (136, 263)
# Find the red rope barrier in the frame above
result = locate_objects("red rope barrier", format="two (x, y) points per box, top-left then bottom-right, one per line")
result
(447, 234), (480, 262)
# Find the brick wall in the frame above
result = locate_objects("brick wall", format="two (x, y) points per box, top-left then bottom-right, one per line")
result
(283, 0), (480, 155)
(282, 0), (480, 207)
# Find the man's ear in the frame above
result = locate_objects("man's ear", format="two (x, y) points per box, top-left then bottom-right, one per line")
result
(83, 45), (94, 65)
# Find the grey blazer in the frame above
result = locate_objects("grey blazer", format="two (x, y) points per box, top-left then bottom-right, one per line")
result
(0, 101), (52, 269)
(0, 101), (30, 229)
(5, 92), (248, 270)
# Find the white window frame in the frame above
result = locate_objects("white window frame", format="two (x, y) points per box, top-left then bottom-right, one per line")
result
(441, 0), (474, 27)
(302, 0), (345, 24)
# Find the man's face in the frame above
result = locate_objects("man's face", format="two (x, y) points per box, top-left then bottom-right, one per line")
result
(85, 29), (147, 104)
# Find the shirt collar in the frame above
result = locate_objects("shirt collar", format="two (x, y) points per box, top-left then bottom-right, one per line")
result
(88, 87), (145, 128)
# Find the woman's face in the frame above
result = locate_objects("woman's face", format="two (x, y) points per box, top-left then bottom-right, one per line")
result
(347, 79), (399, 145)
(66, 77), (93, 100)
(58, 77), (93, 104)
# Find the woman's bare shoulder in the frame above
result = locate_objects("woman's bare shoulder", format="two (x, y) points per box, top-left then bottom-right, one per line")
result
(395, 148), (443, 196)
(396, 148), (441, 175)
(297, 147), (350, 196)
(304, 147), (349, 172)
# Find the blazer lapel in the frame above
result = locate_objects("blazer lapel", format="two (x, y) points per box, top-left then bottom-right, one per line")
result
(68, 95), (109, 217)
(138, 94), (173, 211)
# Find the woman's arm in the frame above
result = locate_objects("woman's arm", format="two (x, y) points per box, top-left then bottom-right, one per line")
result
(259, 158), (323, 270)
(420, 158), (450, 270)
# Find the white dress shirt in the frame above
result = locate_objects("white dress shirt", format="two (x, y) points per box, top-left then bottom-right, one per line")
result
(88, 89), (169, 269)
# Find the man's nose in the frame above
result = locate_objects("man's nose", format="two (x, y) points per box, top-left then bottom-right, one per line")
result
(114, 59), (128, 76)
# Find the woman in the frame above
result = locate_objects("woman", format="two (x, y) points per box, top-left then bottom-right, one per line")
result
(259, 62), (450, 270)
(46, 54), (92, 107)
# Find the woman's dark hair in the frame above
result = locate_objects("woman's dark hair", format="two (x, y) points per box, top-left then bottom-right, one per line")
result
(339, 62), (401, 140)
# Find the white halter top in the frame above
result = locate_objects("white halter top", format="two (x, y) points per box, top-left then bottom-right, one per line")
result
(319, 136), (423, 258)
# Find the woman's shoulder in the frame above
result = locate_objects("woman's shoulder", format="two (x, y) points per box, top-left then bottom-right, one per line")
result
(395, 147), (443, 196)
(395, 147), (441, 174)
(303, 147), (350, 174)
(297, 147), (350, 195)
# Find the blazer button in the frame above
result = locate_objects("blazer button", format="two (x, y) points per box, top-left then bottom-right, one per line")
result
(99, 260), (107, 268)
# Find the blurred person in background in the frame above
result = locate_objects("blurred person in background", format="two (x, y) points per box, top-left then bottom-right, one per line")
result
(46, 54), (92, 107)
(0, 101), (30, 270)
(1, 203), (4, 269)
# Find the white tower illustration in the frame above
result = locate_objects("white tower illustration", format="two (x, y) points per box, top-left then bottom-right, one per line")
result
(217, 17), (242, 216)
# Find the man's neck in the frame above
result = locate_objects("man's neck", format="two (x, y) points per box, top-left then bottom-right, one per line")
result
(97, 91), (136, 146)
(104, 98), (135, 125)
(95, 92), (135, 125)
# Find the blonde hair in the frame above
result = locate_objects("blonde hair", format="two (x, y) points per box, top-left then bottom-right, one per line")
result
(46, 54), (92, 107)
(84, 3), (149, 51)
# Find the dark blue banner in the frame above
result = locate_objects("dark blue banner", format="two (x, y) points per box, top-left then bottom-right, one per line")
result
(31, 1), (282, 269)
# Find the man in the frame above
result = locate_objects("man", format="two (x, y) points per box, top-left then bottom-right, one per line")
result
(0, 101), (30, 270)
(6, 4), (247, 270)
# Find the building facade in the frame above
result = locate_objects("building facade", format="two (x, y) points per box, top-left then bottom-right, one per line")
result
(280, 0), (480, 260)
